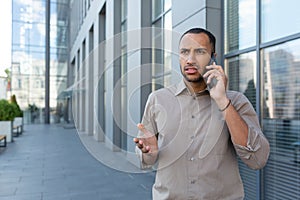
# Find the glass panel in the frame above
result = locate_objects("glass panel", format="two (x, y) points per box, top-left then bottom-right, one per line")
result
(152, 20), (164, 91)
(225, 0), (256, 53)
(164, 0), (171, 11)
(226, 51), (258, 200)
(261, 0), (300, 43)
(164, 11), (172, 87)
(12, 21), (46, 48)
(227, 52), (257, 108)
(121, 0), (127, 22)
(152, 0), (163, 20)
(262, 39), (300, 199)
(12, 0), (46, 23)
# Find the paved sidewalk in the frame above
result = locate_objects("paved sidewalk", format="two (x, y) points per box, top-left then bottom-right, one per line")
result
(0, 124), (155, 200)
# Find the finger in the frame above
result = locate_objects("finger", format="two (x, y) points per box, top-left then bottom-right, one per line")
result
(203, 68), (217, 79)
(133, 137), (139, 143)
(141, 145), (150, 153)
(137, 123), (154, 137)
(137, 140), (144, 149)
(134, 139), (144, 149)
(206, 64), (221, 70)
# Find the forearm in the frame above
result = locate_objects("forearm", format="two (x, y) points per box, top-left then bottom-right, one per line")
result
(223, 100), (248, 147)
(217, 97), (248, 147)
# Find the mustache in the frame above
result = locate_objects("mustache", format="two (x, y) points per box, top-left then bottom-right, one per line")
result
(183, 64), (200, 70)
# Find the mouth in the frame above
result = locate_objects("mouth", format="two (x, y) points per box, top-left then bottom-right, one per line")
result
(184, 66), (199, 74)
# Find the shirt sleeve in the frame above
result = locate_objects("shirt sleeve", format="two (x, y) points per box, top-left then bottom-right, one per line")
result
(135, 93), (159, 169)
(231, 92), (270, 170)
(135, 146), (155, 170)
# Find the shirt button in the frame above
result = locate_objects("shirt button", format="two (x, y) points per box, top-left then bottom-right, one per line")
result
(190, 157), (195, 161)
(191, 115), (195, 118)
(190, 135), (195, 139)
(191, 180), (196, 184)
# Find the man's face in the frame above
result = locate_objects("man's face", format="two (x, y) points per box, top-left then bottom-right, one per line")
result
(179, 33), (213, 83)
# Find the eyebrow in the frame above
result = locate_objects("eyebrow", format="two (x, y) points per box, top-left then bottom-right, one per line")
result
(179, 47), (208, 51)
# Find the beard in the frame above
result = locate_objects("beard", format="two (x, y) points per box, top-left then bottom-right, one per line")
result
(180, 65), (205, 83)
(182, 73), (204, 82)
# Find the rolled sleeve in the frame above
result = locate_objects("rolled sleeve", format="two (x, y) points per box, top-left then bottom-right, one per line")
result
(234, 126), (270, 170)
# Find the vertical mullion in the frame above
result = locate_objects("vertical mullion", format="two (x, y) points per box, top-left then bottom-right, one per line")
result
(256, 0), (262, 200)
(45, 0), (50, 124)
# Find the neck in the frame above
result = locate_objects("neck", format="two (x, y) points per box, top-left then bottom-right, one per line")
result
(183, 79), (207, 94)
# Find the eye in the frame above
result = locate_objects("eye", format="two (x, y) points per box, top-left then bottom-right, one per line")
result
(180, 49), (189, 55)
(195, 49), (207, 55)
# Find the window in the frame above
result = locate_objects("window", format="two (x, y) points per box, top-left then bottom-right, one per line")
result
(224, 0), (256, 53)
(262, 39), (300, 200)
(227, 51), (257, 108)
(261, 0), (300, 43)
(151, 0), (172, 91)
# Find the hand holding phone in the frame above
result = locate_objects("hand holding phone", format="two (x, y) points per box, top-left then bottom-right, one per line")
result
(204, 55), (218, 90)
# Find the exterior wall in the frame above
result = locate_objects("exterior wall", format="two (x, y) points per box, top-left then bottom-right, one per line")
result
(172, 0), (222, 62)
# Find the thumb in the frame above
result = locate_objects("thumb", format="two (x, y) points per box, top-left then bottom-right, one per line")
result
(137, 123), (154, 138)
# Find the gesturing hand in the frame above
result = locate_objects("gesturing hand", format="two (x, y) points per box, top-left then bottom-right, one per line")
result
(133, 123), (158, 154)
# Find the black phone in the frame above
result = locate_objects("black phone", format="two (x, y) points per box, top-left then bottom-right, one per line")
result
(205, 54), (217, 89)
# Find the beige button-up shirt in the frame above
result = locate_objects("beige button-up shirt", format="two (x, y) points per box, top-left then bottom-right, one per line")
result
(137, 79), (270, 200)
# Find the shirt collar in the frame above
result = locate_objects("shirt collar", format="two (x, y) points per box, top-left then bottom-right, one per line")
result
(175, 79), (210, 96)
(175, 79), (188, 96)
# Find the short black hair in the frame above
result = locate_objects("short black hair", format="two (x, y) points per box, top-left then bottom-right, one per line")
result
(179, 28), (216, 53)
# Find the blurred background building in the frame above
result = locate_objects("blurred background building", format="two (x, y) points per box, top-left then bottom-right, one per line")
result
(9, 0), (300, 199)
(11, 0), (68, 124)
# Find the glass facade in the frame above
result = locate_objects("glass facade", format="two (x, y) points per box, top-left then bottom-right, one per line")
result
(11, 0), (68, 124)
(225, 0), (300, 199)
(11, 0), (46, 123)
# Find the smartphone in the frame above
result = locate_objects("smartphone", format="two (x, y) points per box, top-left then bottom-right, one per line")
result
(205, 54), (218, 89)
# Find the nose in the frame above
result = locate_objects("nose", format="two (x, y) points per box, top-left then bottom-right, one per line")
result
(186, 52), (196, 65)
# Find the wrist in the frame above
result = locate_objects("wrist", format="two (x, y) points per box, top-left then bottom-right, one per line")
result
(216, 96), (229, 108)
(219, 99), (231, 112)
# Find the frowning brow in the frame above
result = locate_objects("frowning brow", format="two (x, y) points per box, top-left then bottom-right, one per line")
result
(180, 48), (208, 53)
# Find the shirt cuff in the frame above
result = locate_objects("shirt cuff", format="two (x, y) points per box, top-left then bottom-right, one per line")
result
(233, 126), (261, 159)
(135, 146), (154, 170)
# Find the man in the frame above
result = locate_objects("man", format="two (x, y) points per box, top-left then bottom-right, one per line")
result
(133, 28), (270, 200)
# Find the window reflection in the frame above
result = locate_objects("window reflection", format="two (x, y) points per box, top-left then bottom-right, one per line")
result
(225, 0), (256, 52)
(261, 0), (300, 43)
(262, 39), (300, 119)
(226, 52), (257, 108)
(262, 39), (300, 199)
(11, 0), (69, 124)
